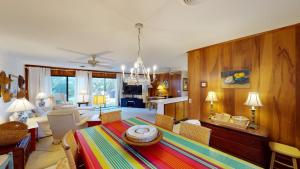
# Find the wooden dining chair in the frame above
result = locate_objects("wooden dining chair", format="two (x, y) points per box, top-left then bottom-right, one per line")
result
(100, 111), (122, 124)
(62, 130), (79, 169)
(155, 114), (174, 131)
(179, 122), (212, 145)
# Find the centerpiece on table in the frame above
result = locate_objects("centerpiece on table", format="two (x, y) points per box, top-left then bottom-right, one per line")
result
(122, 125), (163, 146)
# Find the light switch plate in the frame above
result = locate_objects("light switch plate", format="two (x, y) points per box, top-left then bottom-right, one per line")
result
(201, 81), (207, 88)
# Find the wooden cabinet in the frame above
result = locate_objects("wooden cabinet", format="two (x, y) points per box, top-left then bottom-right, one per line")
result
(201, 121), (270, 168)
(0, 134), (32, 169)
(164, 101), (188, 122)
(148, 72), (182, 97)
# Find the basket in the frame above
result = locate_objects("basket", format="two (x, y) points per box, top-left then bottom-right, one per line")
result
(122, 130), (163, 147)
(0, 121), (28, 146)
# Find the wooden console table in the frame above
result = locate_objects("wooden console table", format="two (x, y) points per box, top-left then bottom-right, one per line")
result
(201, 117), (270, 168)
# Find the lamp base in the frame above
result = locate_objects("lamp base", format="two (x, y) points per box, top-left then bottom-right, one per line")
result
(249, 109), (258, 129)
(38, 99), (45, 107)
(248, 122), (258, 129)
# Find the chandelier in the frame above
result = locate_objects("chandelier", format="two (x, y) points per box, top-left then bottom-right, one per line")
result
(121, 23), (157, 86)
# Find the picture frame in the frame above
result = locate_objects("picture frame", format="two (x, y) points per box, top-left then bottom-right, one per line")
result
(183, 78), (188, 91)
(221, 69), (250, 88)
(9, 74), (19, 97)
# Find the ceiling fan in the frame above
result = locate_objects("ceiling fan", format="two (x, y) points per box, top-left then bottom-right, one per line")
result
(59, 48), (114, 69)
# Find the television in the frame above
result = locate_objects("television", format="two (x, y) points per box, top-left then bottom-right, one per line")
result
(123, 83), (142, 95)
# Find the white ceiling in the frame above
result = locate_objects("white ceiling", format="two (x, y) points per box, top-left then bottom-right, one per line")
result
(0, 0), (299, 72)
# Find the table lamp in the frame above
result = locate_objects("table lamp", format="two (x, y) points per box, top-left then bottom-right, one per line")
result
(244, 92), (263, 129)
(205, 91), (218, 118)
(6, 98), (35, 123)
(93, 95), (106, 116)
(36, 92), (47, 107)
(157, 84), (168, 97)
(79, 90), (88, 102)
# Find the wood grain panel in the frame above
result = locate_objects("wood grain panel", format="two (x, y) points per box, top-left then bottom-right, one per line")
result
(175, 102), (184, 121)
(148, 72), (181, 97)
(296, 24), (300, 149)
(188, 50), (201, 119)
(271, 27), (296, 145)
(164, 103), (176, 118)
(187, 23), (300, 149)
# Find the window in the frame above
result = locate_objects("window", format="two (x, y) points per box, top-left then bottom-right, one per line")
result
(92, 78), (117, 107)
(51, 76), (75, 104)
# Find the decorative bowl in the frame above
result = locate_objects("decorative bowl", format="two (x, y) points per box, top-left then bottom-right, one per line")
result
(211, 113), (231, 123)
(0, 121), (28, 146)
(122, 130), (163, 147)
(231, 116), (250, 126)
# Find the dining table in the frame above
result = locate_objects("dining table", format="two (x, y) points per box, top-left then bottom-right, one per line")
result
(75, 117), (262, 169)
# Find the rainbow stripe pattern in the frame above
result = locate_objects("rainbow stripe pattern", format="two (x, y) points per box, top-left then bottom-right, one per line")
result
(75, 117), (262, 169)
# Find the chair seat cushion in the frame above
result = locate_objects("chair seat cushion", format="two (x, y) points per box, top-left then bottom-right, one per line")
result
(269, 142), (300, 158)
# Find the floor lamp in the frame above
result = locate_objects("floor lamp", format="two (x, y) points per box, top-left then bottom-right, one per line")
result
(93, 95), (106, 118)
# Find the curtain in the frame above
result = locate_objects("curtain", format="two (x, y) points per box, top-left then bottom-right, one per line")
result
(28, 67), (52, 106)
(75, 71), (92, 103)
(116, 73), (123, 106)
(142, 83), (149, 103)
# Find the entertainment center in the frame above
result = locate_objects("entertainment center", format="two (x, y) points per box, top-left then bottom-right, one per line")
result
(121, 83), (145, 108)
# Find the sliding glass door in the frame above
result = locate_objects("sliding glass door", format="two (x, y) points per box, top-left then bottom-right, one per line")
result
(92, 78), (117, 107)
(51, 76), (75, 104)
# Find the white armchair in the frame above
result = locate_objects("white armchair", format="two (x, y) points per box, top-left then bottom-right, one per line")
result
(47, 109), (87, 144)
(50, 93), (76, 110)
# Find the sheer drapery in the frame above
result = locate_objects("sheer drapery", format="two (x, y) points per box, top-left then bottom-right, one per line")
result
(28, 67), (52, 106)
(116, 73), (123, 106)
(75, 71), (92, 103)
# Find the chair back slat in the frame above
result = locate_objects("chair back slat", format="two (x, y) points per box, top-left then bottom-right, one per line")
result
(155, 114), (174, 131)
(101, 111), (122, 124)
(179, 122), (211, 145)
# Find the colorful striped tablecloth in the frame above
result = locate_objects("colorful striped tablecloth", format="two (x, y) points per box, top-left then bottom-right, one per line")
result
(75, 117), (262, 169)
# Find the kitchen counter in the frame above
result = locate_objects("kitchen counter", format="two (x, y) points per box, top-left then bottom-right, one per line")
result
(150, 96), (188, 115)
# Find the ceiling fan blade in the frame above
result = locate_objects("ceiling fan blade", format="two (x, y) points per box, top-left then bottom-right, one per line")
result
(96, 62), (111, 66)
(95, 64), (113, 69)
(94, 51), (114, 62)
(58, 47), (89, 56)
(69, 61), (88, 64)
(94, 50), (112, 56)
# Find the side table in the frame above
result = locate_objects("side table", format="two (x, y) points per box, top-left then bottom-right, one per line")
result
(77, 102), (89, 107)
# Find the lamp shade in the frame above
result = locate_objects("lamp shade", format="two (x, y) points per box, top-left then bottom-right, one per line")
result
(157, 84), (164, 90)
(205, 91), (218, 102)
(36, 92), (47, 100)
(244, 92), (263, 107)
(79, 90), (88, 95)
(6, 98), (35, 113)
(93, 95), (106, 105)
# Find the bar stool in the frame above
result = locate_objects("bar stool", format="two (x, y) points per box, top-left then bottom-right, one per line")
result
(269, 142), (300, 169)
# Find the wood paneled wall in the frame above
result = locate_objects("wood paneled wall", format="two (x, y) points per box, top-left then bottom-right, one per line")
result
(148, 72), (182, 97)
(187, 24), (300, 148)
